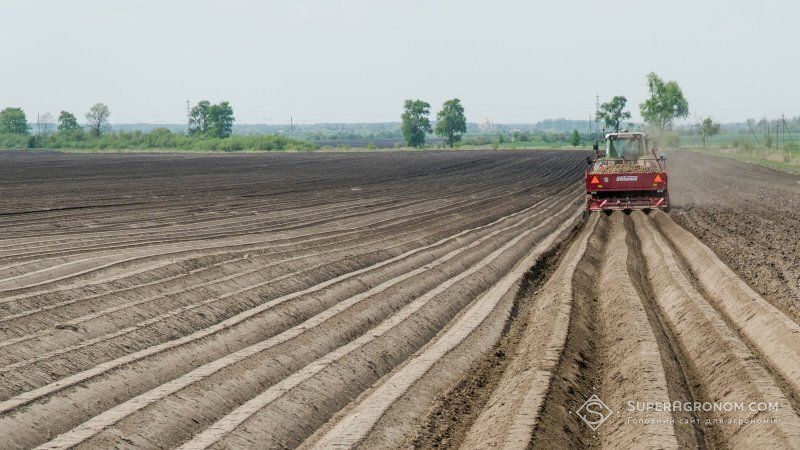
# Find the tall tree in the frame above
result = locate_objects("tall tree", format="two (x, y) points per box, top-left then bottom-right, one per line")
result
(434, 98), (467, 148)
(58, 111), (82, 132)
(0, 107), (30, 135)
(189, 101), (235, 138)
(208, 101), (235, 138)
(698, 118), (720, 148)
(85, 103), (110, 136)
(401, 99), (432, 148)
(639, 72), (689, 131)
(570, 129), (581, 147)
(189, 100), (212, 135)
(595, 96), (631, 132)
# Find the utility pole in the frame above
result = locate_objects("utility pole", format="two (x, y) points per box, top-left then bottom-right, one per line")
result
(290, 116), (294, 139)
(781, 115), (797, 152)
(746, 120), (761, 147)
(595, 95), (600, 140)
(589, 114), (592, 137)
(186, 99), (191, 132)
(782, 114), (787, 149)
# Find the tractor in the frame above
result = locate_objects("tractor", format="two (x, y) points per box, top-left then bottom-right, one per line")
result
(585, 132), (669, 211)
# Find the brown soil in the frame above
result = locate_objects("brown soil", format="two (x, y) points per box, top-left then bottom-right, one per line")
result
(414, 211), (800, 449)
(0, 150), (585, 448)
(408, 149), (800, 449)
(3, 150), (798, 449)
(668, 150), (800, 325)
(404, 226), (580, 450)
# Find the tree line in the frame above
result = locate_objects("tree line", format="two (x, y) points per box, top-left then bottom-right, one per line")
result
(0, 100), (318, 151)
(0, 103), (110, 137)
(593, 72), (718, 147)
(404, 73), (697, 150)
(0, 100), (236, 140)
(401, 98), (467, 148)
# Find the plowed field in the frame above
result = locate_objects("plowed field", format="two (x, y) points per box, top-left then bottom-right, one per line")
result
(0, 150), (797, 449)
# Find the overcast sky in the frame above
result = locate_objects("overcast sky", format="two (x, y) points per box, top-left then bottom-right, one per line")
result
(1, 0), (797, 124)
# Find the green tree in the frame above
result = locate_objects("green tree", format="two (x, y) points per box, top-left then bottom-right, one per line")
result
(434, 98), (467, 148)
(0, 107), (30, 135)
(189, 101), (235, 138)
(189, 100), (212, 135)
(512, 130), (531, 142)
(596, 96), (631, 132)
(208, 101), (235, 138)
(570, 129), (580, 147)
(401, 99), (432, 148)
(85, 103), (110, 136)
(639, 72), (689, 131)
(57, 111), (82, 132)
(698, 118), (720, 148)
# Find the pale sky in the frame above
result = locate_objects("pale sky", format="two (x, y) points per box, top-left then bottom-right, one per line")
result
(1, 0), (797, 124)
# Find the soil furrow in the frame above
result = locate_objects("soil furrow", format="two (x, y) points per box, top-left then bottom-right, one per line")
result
(299, 207), (582, 450)
(0, 191), (579, 448)
(0, 157), (573, 297)
(0, 190), (577, 402)
(651, 211), (800, 407)
(455, 213), (599, 449)
(40, 197), (581, 450)
(12, 151), (795, 450)
(417, 208), (799, 450)
(632, 212), (800, 448)
(0, 185), (552, 340)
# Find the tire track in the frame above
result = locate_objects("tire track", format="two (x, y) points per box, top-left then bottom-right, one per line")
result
(421, 210), (800, 450)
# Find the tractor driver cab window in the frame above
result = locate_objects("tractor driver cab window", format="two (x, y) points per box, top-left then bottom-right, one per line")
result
(607, 136), (646, 160)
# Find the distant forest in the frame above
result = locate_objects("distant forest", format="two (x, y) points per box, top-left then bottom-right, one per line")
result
(108, 118), (601, 138)
(102, 117), (800, 138)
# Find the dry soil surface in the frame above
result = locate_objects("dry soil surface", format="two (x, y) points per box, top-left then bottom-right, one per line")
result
(669, 151), (800, 325)
(0, 150), (797, 449)
(0, 150), (584, 448)
(406, 152), (800, 450)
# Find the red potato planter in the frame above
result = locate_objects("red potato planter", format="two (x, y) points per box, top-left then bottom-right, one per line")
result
(585, 132), (669, 211)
